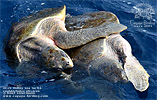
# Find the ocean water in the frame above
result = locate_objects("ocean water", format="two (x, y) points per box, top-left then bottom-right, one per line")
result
(0, 0), (156, 100)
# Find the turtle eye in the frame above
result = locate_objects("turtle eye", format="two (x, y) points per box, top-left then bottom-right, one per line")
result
(66, 62), (69, 65)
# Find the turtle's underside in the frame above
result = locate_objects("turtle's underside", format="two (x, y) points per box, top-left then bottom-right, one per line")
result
(4, 6), (149, 92)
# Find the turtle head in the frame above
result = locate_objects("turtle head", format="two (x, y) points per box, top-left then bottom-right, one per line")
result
(42, 46), (73, 70)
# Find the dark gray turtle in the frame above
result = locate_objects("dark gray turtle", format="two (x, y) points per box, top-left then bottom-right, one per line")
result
(65, 11), (149, 92)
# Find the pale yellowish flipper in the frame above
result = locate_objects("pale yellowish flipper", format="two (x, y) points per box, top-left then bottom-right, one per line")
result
(124, 56), (150, 92)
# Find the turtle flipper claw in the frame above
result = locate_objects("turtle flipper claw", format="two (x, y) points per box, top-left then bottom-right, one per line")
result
(124, 56), (149, 92)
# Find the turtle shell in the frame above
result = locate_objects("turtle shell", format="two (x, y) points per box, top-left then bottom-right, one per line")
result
(65, 11), (128, 82)
(65, 11), (119, 31)
(65, 11), (120, 63)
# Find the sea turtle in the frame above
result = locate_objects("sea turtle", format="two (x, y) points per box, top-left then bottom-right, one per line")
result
(65, 11), (150, 92)
(4, 6), (126, 71)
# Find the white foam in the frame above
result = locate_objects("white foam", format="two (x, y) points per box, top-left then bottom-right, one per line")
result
(45, 80), (48, 82)
(41, 71), (47, 74)
(143, 30), (146, 32)
(27, 8), (30, 11)
(127, 2), (131, 5)
(41, 3), (45, 5)
(49, 79), (55, 82)
(133, 6), (137, 9)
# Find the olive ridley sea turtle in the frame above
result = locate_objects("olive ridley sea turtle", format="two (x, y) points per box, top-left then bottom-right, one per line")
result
(65, 11), (149, 92)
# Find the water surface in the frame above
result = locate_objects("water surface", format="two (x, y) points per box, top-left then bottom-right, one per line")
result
(0, 0), (156, 100)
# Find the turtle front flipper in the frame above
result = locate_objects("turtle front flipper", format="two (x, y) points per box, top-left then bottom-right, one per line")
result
(124, 56), (149, 92)
(16, 35), (73, 70)
(54, 23), (127, 49)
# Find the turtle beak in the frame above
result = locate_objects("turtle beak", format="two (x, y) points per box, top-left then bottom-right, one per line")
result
(68, 61), (74, 68)
(66, 60), (74, 68)
(63, 60), (73, 75)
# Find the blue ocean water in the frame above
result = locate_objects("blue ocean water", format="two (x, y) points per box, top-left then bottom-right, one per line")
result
(0, 0), (156, 100)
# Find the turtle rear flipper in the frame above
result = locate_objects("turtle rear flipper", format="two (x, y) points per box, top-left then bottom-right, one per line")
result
(124, 56), (149, 92)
